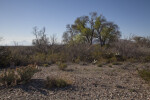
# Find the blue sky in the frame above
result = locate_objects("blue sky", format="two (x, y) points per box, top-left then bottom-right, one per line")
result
(0, 0), (150, 45)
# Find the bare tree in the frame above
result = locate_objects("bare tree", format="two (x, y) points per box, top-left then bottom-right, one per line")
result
(13, 41), (18, 46)
(50, 34), (57, 46)
(32, 26), (49, 53)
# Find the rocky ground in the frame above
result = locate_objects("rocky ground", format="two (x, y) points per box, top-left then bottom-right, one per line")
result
(0, 63), (150, 100)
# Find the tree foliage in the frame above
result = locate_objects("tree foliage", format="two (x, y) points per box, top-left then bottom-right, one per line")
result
(62, 12), (121, 47)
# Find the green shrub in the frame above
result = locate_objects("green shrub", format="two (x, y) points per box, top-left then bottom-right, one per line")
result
(45, 76), (70, 89)
(138, 69), (150, 83)
(57, 63), (67, 70)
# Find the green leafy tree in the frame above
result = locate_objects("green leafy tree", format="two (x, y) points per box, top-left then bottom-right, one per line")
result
(62, 24), (78, 44)
(63, 12), (121, 46)
(74, 12), (97, 45)
(94, 15), (121, 46)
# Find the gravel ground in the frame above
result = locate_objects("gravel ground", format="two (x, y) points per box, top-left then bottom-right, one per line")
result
(0, 63), (150, 100)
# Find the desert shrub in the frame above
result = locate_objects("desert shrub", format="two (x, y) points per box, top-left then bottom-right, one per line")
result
(112, 38), (150, 61)
(45, 76), (70, 89)
(0, 47), (11, 68)
(17, 65), (39, 84)
(91, 45), (103, 60)
(57, 63), (67, 70)
(47, 53), (66, 64)
(138, 69), (150, 83)
(0, 69), (20, 87)
(9, 46), (35, 66)
(0, 65), (39, 87)
(32, 53), (46, 65)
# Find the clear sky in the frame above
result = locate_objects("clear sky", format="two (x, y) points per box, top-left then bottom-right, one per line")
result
(0, 0), (150, 45)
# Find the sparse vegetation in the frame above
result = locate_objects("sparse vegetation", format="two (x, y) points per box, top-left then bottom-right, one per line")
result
(0, 12), (150, 96)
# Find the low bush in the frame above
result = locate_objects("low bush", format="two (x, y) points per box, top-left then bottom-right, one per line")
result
(17, 65), (39, 84)
(0, 65), (39, 87)
(0, 69), (20, 87)
(138, 69), (150, 83)
(45, 76), (70, 89)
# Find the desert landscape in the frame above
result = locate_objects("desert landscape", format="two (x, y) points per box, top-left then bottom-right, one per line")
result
(0, 0), (150, 100)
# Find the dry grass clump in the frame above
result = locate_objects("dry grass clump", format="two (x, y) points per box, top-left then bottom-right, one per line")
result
(45, 76), (71, 89)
